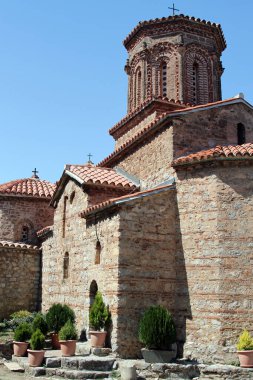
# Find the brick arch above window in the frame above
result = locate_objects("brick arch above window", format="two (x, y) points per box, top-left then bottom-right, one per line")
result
(184, 46), (212, 105)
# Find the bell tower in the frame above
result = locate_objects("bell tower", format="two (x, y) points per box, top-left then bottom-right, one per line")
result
(123, 15), (226, 113)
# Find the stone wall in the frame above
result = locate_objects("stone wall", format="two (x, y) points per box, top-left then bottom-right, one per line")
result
(116, 188), (178, 357)
(0, 247), (41, 319)
(113, 126), (174, 189)
(0, 196), (53, 244)
(41, 179), (121, 350)
(173, 103), (253, 159)
(175, 162), (253, 362)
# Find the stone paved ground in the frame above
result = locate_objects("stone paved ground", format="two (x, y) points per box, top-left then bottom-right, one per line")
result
(0, 362), (60, 380)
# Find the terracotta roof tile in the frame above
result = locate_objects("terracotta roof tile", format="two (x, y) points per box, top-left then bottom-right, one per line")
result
(123, 14), (226, 51)
(80, 184), (174, 217)
(0, 240), (40, 250)
(66, 164), (136, 189)
(172, 143), (253, 166)
(0, 178), (56, 198)
(37, 225), (53, 238)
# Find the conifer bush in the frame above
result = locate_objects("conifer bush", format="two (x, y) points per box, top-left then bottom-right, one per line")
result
(236, 330), (253, 350)
(59, 320), (78, 341)
(14, 322), (32, 342)
(30, 329), (45, 350)
(89, 292), (111, 331)
(32, 313), (48, 336)
(46, 304), (75, 333)
(138, 305), (176, 350)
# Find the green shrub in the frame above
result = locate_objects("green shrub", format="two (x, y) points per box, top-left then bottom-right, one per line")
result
(138, 305), (176, 350)
(236, 330), (253, 350)
(59, 320), (78, 341)
(14, 322), (32, 342)
(32, 313), (48, 336)
(89, 292), (111, 331)
(30, 329), (45, 350)
(46, 304), (75, 333)
(6, 310), (36, 330)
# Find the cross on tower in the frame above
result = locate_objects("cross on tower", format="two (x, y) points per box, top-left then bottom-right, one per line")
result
(168, 3), (179, 16)
(32, 168), (39, 179)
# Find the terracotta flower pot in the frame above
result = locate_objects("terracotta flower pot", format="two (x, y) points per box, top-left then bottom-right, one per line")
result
(51, 332), (60, 349)
(237, 350), (253, 367)
(59, 340), (77, 356)
(27, 349), (45, 367)
(13, 341), (29, 357)
(89, 331), (107, 348)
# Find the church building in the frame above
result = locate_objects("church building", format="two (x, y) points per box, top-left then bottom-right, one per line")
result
(1, 13), (253, 363)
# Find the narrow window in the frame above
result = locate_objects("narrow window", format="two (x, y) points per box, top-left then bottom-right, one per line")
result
(237, 123), (246, 145)
(192, 62), (199, 104)
(134, 67), (142, 108)
(160, 62), (167, 97)
(21, 226), (29, 242)
(62, 196), (68, 238)
(95, 241), (101, 265)
(63, 252), (69, 279)
(70, 191), (75, 204)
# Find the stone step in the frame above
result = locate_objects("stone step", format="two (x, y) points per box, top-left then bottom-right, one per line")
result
(4, 361), (24, 372)
(46, 355), (116, 371)
(45, 367), (112, 379)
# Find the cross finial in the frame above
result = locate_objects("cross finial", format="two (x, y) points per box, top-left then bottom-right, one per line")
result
(87, 153), (93, 165)
(32, 168), (39, 179)
(168, 3), (179, 16)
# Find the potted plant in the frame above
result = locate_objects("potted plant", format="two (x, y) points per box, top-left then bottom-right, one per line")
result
(59, 319), (78, 356)
(46, 303), (75, 349)
(89, 292), (111, 348)
(13, 322), (32, 356)
(27, 329), (45, 367)
(236, 329), (253, 367)
(138, 305), (177, 363)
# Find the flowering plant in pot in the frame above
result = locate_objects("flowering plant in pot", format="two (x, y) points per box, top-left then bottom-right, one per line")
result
(138, 305), (177, 363)
(59, 320), (78, 356)
(89, 292), (111, 348)
(13, 322), (32, 357)
(46, 303), (75, 349)
(27, 329), (45, 367)
(236, 330), (253, 368)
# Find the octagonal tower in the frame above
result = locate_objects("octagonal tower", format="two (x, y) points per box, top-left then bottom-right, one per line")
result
(124, 14), (226, 113)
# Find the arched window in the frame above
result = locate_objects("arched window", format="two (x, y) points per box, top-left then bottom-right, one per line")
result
(237, 123), (246, 145)
(160, 62), (167, 97)
(21, 226), (29, 242)
(95, 241), (101, 265)
(63, 252), (69, 279)
(62, 196), (68, 238)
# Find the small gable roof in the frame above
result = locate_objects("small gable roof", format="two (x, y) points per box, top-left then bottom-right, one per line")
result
(52, 164), (137, 205)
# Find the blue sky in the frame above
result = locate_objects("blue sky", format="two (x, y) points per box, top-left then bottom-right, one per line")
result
(0, 0), (252, 184)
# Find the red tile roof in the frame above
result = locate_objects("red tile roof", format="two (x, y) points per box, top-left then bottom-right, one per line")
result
(172, 143), (253, 167)
(98, 112), (169, 167)
(37, 225), (53, 238)
(0, 178), (56, 198)
(99, 97), (253, 168)
(80, 184), (174, 218)
(123, 14), (226, 52)
(0, 240), (40, 250)
(65, 164), (136, 189)
(109, 97), (187, 136)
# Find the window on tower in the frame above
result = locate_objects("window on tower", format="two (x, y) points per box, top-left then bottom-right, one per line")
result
(192, 62), (199, 104)
(161, 62), (167, 97)
(237, 123), (246, 145)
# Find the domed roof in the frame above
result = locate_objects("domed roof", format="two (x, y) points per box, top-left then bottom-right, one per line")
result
(0, 177), (56, 199)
